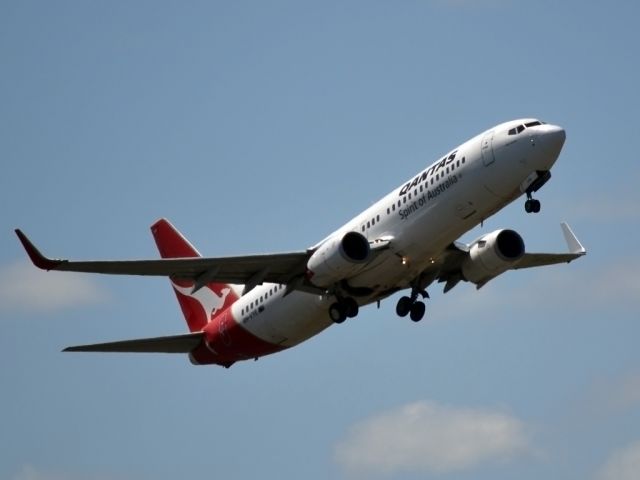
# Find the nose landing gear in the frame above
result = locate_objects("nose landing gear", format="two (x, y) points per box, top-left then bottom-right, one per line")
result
(523, 170), (550, 214)
(524, 193), (541, 214)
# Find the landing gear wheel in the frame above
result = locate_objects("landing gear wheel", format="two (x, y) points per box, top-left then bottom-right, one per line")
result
(531, 199), (541, 213)
(525, 195), (541, 214)
(396, 296), (413, 317)
(410, 301), (426, 322)
(344, 297), (359, 318)
(329, 303), (347, 324)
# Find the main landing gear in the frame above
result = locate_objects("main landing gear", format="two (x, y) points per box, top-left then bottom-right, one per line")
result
(329, 297), (359, 324)
(396, 288), (429, 322)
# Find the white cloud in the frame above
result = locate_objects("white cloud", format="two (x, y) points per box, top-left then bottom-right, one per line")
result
(0, 261), (107, 313)
(596, 441), (640, 480)
(334, 401), (531, 475)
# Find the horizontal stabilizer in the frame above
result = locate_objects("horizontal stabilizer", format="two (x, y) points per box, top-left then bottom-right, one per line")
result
(63, 332), (204, 353)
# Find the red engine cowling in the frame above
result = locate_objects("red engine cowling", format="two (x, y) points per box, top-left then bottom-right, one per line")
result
(461, 229), (525, 284)
(307, 231), (370, 287)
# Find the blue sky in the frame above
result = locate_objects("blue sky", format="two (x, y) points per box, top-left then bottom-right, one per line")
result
(1, 1), (639, 479)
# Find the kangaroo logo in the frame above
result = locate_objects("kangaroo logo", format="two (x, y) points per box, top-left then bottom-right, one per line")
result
(171, 281), (231, 322)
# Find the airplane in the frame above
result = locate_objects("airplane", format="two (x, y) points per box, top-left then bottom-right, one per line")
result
(15, 118), (586, 368)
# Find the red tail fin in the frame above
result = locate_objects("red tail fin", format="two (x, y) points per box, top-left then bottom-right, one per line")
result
(150, 219), (239, 332)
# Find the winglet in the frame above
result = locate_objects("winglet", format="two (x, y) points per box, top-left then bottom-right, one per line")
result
(560, 223), (586, 255)
(14, 229), (64, 270)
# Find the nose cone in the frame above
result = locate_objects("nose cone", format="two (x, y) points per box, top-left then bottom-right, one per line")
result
(542, 124), (566, 158)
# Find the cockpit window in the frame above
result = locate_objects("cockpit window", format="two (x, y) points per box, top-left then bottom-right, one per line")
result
(508, 124), (527, 135)
(508, 121), (545, 135)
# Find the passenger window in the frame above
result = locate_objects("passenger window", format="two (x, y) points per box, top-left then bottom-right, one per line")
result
(377, 215), (380, 222)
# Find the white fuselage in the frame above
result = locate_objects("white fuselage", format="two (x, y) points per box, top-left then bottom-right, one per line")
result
(229, 119), (566, 348)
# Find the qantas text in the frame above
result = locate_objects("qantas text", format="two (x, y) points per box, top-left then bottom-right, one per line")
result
(399, 174), (459, 220)
(399, 150), (460, 196)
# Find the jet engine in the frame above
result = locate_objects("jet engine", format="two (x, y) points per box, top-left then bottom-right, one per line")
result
(307, 232), (370, 287)
(461, 229), (525, 284)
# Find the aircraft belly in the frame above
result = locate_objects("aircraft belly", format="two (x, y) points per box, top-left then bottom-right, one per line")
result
(349, 220), (457, 291)
(348, 254), (405, 290)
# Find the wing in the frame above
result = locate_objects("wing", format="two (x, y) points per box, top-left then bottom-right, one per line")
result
(429, 222), (586, 292)
(63, 332), (204, 353)
(15, 229), (311, 290)
(513, 222), (586, 269)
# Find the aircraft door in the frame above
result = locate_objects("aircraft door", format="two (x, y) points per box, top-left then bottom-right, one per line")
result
(480, 129), (508, 199)
(481, 131), (495, 166)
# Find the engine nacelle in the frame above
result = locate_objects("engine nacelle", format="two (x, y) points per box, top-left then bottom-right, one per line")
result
(461, 229), (525, 284)
(307, 231), (370, 287)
